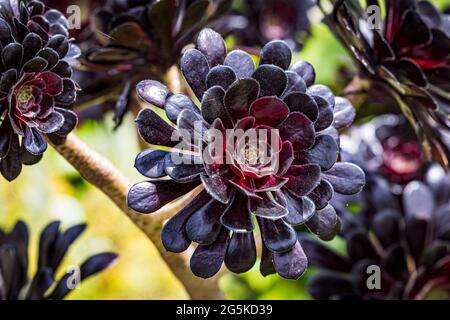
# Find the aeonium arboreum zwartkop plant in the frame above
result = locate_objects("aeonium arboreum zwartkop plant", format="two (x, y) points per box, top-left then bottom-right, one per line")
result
(77, 0), (232, 127)
(322, 0), (450, 168)
(218, 0), (316, 50)
(0, 0), (80, 181)
(127, 28), (366, 279)
(302, 164), (450, 300)
(0, 220), (117, 300)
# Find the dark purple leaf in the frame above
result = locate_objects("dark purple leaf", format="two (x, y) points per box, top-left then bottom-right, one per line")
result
(273, 242), (308, 280)
(283, 191), (316, 225)
(322, 162), (366, 195)
(135, 108), (176, 147)
(225, 232), (256, 274)
(134, 149), (168, 178)
(206, 65), (236, 90)
(259, 218), (297, 253)
(221, 192), (254, 232)
(249, 96), (289, 127)
(290, 60), (315, 86)
(223, 78), (259, 122)
(284, 164), (321, 197)
(260, 243), (276, 276)
(23, 126), (47, 155)
(333, 97), (356, 129)
(224, 50), (255, 79)
(252, 65), (287, 97)
(0, 134), (22, 181)
(165, 93), (200, 124)
(201, 85), (233, 127)
(180, 49), (209, 100)
(307, 84), (335, 108)
(300, 135), (338, 170)
(136, 80), (170, 108)
(279, 112), (315, 150)
(190, 227), (229, 278)
(249, 192), (288, 220)
(306, 205), (341, 241)
(186, 198), (227, 245)
(283, 70), (307, 96)
(35, 111), (65, 134)
(259, 40), (292, 70)
(196, 28), (226, 68)
(161, 190), (211, 252)
(307, 180), (334, 210)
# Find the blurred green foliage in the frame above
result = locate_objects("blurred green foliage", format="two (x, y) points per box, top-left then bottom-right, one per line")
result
(1, 0), (449, 300)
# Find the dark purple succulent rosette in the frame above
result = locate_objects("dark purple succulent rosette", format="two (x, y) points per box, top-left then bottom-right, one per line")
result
(324, 0), (450, 168)
(0, 0), (80, 181)
(218, 0), (315, 50)
(128, 28), (365, 279)
(302, 165), (450, 300)
(341, 114), (426, 185)
(82, 0), (232, 127)
(0, 220), (117, 300)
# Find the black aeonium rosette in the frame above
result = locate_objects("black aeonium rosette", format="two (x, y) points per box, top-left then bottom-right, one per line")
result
(323, 0), (450, 168)
(302, 165), (450, 300)
(127, 28), (365, 279)
(341, 114), (426, 185)
(0, 0), (80, 181)
(220, 0), (316, 50)
(0, 220), (117, 300)
(80, 0), (231, 127)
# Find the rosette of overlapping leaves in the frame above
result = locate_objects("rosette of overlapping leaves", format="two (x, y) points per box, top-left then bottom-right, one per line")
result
(127, 28), (365, 279)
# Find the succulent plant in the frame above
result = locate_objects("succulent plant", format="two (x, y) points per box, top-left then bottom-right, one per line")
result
(0, 220), (117, 300)
(341, 114), (426, 185)
(323, 0), (450, 168)
(80, 0), (231, 127)
(303, 164), (450, 300)
(0, 0), (80, 181)
(219, 0), (316, 50)
(127, 28), (365, 279)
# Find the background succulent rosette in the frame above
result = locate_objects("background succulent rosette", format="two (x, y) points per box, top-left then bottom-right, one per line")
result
(127, 28), (365, 279)
(217, 0), (316, 50)
(340, 114), (427, 185)
(323, 0), (450, 168)
(0, 0), (79, 181)
(303, 164), (450, 300)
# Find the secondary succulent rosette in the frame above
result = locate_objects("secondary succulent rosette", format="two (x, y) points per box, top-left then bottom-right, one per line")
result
(0, 220), (117, 300)
(127, 28), (365, 279)
(341, 114), (426, 185)
(220, 0), (316, 50)
(81, 0), (231, 127)
(302, 165), (450, 300)
(0, 0), (80, 181)
(323, 0), (450, 168)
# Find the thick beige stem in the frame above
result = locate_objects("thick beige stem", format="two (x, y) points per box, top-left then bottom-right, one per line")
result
(49, 134), (224, 300)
